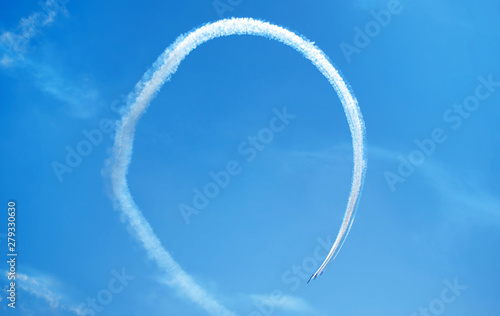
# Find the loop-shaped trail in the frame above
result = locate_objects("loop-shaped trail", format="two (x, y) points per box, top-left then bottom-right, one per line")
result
(110, 17), (367, 316)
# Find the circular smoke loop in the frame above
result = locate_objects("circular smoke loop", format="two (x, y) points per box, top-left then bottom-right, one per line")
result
(109, 17), (367, 316)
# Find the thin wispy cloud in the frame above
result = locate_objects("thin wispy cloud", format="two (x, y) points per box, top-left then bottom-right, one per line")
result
(0, 0), (67, 67)
(250, 294), (317, 314)
(370, 145), (500, 223)
(17, 273), (60, 308)
(10, 272), (85, 315)
(1, 0), (104, 118)
(26, 59), (104, 118)
(421, 161), (500, 223)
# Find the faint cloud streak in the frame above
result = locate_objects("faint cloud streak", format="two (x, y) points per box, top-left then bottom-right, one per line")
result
(0, 0), (68, 66)
(14, 272), (85, 315)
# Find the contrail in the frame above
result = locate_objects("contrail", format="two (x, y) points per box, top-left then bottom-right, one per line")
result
(109, 17), (366, 315)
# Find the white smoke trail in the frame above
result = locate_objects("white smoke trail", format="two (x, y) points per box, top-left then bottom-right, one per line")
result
(109, 17), (366, 315)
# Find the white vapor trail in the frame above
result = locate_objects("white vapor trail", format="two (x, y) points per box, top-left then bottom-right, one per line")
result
(110, 17), (366, 315)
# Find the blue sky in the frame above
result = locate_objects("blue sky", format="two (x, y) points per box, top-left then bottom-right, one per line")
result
(1, 0), (499, 315)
